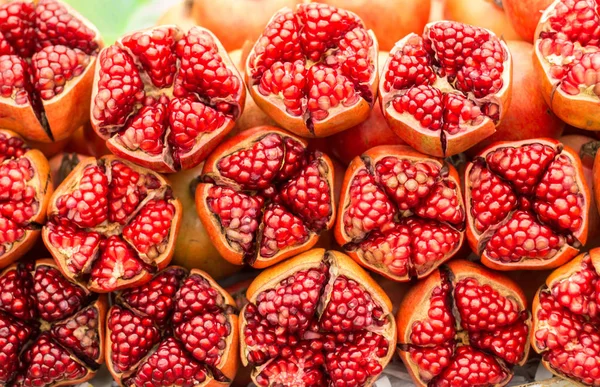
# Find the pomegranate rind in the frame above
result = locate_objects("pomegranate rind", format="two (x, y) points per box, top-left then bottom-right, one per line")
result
(41, 155), (183, 292)
(104, 266), (239, 387)
(465, 138), (590, 270)
(196, 126), (336, 268)
(334, 145), (465, 281)
(533, 0), (600, 131)
(245, 6), (380, 138)
(0, 130), (53, 269)
(397, 259), (531, 387)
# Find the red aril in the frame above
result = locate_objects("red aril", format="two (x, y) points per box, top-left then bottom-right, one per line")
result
(245, 3), (379, 137)
(533, 0), (600, 130)
(444, 0), (521, 41)
(465, 138), (590, 270)
(503, 0), (555, 42)
(42, 155), (182, 292)
(531, 249), (600, 386)
(196, 126), (336, 268)
(90, 25), (245, 173)
(0, 0), (101, 143)
(398, 260), (531, 386)
(379, 21), (512, 157)
(335, 145), (465, 281)
(240, 248), (396, 387)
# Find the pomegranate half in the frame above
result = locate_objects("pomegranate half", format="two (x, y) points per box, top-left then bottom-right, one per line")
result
(465, 138), (590, 270)
(42, 155), (182, 293)
(379, 20), (513, 157)
(0, 0), (102, 143)
(240, 248), (396, 387)
(106, 266), (239, 387)
(0, 259), (107, 386)
(398, 260), (531, 386)
(533, 0), (600, 130)
(335, 145), (465, 282)
(245, 3), (379, 137)
(0, 129), (52, 269)
(90, 25), (245, 173)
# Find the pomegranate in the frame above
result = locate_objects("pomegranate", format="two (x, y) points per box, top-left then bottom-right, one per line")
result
(90, 25), (245, 173)
(41, 155), (183, 292)
(465, 138), (590, 270)
(0, 0), (101, 143)
(444, 0), (521, 40)
(245, 3), (379, 138)
(0, 129), (52, 269)
(0, 259), (107, 386)
(240, 248), (396, 386)
(105, 266), (239, 386)
(469, 40), (565, 154)
(531, 248), (600, 386)
(398, 259), (531, 386)
(335, 145), (465, 282)
(196, 126), (336, 268)
(314, 0), (431, 51)
(503, 0), (555, 42)
(379, 21), (513, 157)
(533, 0), (600, 130)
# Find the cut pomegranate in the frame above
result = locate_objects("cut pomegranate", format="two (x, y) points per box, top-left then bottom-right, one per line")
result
(0, 0), (101, 143)
(41, 155), (182, 292)
(245, 3), (379, 137)
(379, 20), (512, 157)
(105, 266), (238, 386)
(0, 259), (106, 386)
(90, 25), (245, 173)
(0, 129), (52, 269)
(335, 145), (465, 282)
(398, 260), (531, 386)
(465, 138), (590, 270)
(196, 126), (335, 268)
(533, 0), (600, 130)
(531, 249), (600, 386)
(240, 248), (396, 387)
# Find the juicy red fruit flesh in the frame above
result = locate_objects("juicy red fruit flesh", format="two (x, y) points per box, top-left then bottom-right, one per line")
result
(92, 25), (244, 172)
(0, 261), (104, 387)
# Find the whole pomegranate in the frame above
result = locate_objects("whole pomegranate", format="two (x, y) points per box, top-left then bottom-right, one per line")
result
(314, 0), (431, 51)
(503, 0), (555, 42)
(465, 138), (590, 270)
(444, 0), (521, 40)
(196, 126), (336, 268)
(0, 259), (106, 386)
(240, 248), (396, 386)
(379, 21), (512, 157)
(0, 129), (52, 269)
(335, 145), (465, 282)
(531, 248), (600, 386)
(90, 25), (245, 173)
(533, 0), (600, 130)
(398, 260), (531, 386)
(42, 155), (183, 292)
(0, 0), (102, 143)
(246, 3), (379, 137)
(105, 266), (239, 386)
(469, 40), (565, 154)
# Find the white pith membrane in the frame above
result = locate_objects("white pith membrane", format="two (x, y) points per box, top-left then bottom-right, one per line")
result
(533, 252), (600, 386)
(0, 261), (105, 386)
(245, 4), (378, 137)
(91, 25), (244, 173)
(379, 21), (512, 157)
(240, 250), (396, 387)
(465, 139), (588, 268)
(106, 266), (237, 387)
(399, 264), (531, 386)
(338, 150), (465, 281)
(200, 130), (335, 267)
(0, 0), (101, 142)
(41, 156), (181, 292)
